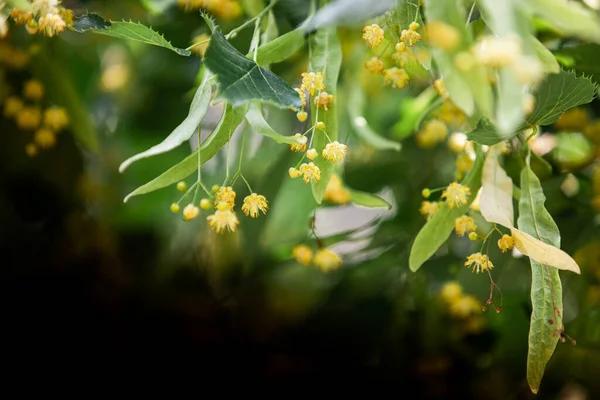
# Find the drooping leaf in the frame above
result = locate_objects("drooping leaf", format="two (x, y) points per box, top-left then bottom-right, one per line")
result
(308, 27), (342, 204)
(480, 145), (514, 228)
(249, 29), (305, 66)
(347, 85), (401, 151)
(123, 104), (248, 202)
(204, 29), (302, 110)
(119, 71), (213, 172)
(526, 70), (597, 126)
(246, 102), (306, 145)
(350, 189), (392, 209)
(389, 0), (431, 70)
(511, 229), (580, 274)
(409, 147), (485, 272)
(72, 13), (191, 56)
(300, 0), (397, 31)
(523, 0), (600, 43)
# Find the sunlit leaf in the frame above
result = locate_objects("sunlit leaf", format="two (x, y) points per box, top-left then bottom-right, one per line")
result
(480, 145), (514, 228)
(523, 0), (600, 43)
(139, 0), (177, 15)
(119, 71), (213, 172)
(124, 104), (248, 202)
(308, 27), (342, 204)
(246, 102), (306, 145)
(72, 13), (191, 56)
(409, 147), (485, 272)
(300, 0), (396, 31)
(249, 29), (305, 66)
(350, 189), (392, 209)
(204, 29), (302, 110)
(511, 229), (580, 274)
(531, 36), (560, 74)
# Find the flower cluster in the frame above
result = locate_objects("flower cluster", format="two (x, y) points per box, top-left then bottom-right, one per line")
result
(464, 252), (494, 274)
(292, 245), (342, 273)
(177, 0), (242, 20)
(415, 119), (448, 148)
(5, 0), (74, 37)
(323, 174), (351, 205)
(439, 281), (484, 333)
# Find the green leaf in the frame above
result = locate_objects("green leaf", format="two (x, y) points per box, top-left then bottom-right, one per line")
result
(72, 13), (191, 56)
(350, 190), (392, 209)
(551, 132), (595, 169)
(123, 104), (247, 202)
(246, 102), (306, 145)
(517, 165), (563, 394)
(553, 43), (600, 84)
(523, 0), (600, 43)
(409, 147), (485, 272)
(139, 0), (177, 15)
(249, 29), (305, 66)
(301, 0), (396, 31)
(204, 29), (302, 110)
(531, 37), (560, 74)
(467, 118), (512, 146)
(390, 0), (431, 70)
(526, 70), (597, 126)
(5, 0), (32, 11)
(308, 27), (342, 204)
(119, 71), (213, 172)
(347, 85), (401, 151)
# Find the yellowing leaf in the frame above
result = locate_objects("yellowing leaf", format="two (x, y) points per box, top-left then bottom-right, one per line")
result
(480, 145), (514, 228)
(510, 228), (580, 274)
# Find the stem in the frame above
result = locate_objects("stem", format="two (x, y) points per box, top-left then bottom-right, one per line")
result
(466, 1), (477, 28)
(185, 39), (210, 52)
(225, 0), (278, 40)
(240, 174), (253, 193)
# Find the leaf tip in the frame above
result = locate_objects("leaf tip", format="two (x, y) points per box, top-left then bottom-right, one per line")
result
(529, 385), (539, 395)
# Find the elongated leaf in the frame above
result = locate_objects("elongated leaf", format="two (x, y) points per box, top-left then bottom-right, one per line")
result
(119, 71), (213, 172)
(308, 27), (342, 204)
(409, 148), (485, 272)
(124, 104), (247, 202)
(246, 102), (305, 145)
(480, 145), (514, 228)
(72, 13), (191, 56)
(524, 0), (600, 43)
(249, 29), (305, 66)
(517, 165), (565, 394)
(204, 30), (302, 110)
(300, 0), (396, 31)
(350, 190), (392, 209)
(531, 37), (560, 74)
(527, 70), (597, 126)
(511, 229), (580, 274)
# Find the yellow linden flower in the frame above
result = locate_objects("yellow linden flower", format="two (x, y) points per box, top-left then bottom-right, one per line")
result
(25, 19), (39, 35)
(362, 24), (384, 48)
(313, 248), (342, 272)
(313, 91), (335, 110)
(448, 132), (468, 153)
(23, 79), (44, 101)
(3, 96), (24, 118)
(183, 204), (200, 221)
(400, 28), (421, 47)
(299, 162), (321, 184)
(416, 119), (448, 148)
(297, 111), (308, 122)
(176, 181), (187, 192)
(31, 0), (59, 15)
(10, 9), (33, 24)
(292, 245), (313, 266)
(34, 128), (56, 149)
(306, 148), (318, 160)
(190, 33), (210, 57)
(449, 295), (481, 319)
(433, 79), (448, 99)
(422, 188), (431, 198)
(242, 193), (268, 218)
(454, 215), (477, 237)
(211, 0), (242, 20)
(289, 167), (302, 179)
(323, 174), (351, 205)
(464, 252), (494, 274)
(469, 232), (478, 241)
(170, 203), (181, 213)
(25, 143), (38, 157)
(322, 141), (348, 163)
(207, 209), (239, 233)
(409, 22), (420, 31)
(214, 186), (236, 209)
(295, 88), (307, 107)
(364, 57), (384, 74)
(383, 67), (409, 89)
(474, 35), (522, 68)
(456, 154), (474, 174)
(0, 14), (8, 39)
(300, 72), (325, 96)
(16, 106), (42, 131)
(43, 107), (69, 131)
(442, 182), (471, 208)
(434, 99), (467, 128)
(392, 46), (416, 68)
(419, 201), (439, 220)
(38, 12), (66, 37)
(440, 281), (463, 304)
(426, 20), (461, 52)
(497, 234), (515, 253)
(315, 121), (325, 130)
(60, 8), (75, 25)
(200, 198), (211, 210)
(289, 133), (308, 152)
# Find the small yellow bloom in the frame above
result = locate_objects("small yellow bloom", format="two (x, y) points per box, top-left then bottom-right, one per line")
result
(400, 28), (421, 47)
(419, 201), (439, 220)
(299, 162), (321, 184)
(456, 154), (474, 174)
(289, 133), (308, 152)
(16, 106), (42, 131)
(416, 119), (448, 148)
(3, 96), (24, 118)
(426, 20), (461, 52)
(295, 88), (307, 107)
(440, 281), (463, 304)
(324, 174), (351, 205)
(207, 210), (239, 233)
(10, 9), (33, 25)
(176, 181), (187, 192)
(60, 8), (75, 25)
(421, 188), (431, 198)
(448, 132), (468, 153)
(23, 79), (44, 101)
(170, 203), (181, 213)
(409, 22), (420, 31)
(454, 215), (477, 237)
(383, 67), (409, 89)
(313, 248), (342, 272)
(497, 234), (515, 253)
(297, 111), (308, 122)
(214, 186), (236, 209)
(292, 245), (313, 266)
(200, 198), (211, 210)
(25, 19), (39, 35)
(0, 16), (8, 39)
(313, 91), (335, 110)
(441, 182), (471, 208)
(469, 232), (478, 241)
(190, 33), (210, 57)
(301, 72), (325, 96)
(38, 12), (66, 37)
(315, 121), (325, 131)
(25, 143), (38, 157)
(322, 141), (348, 163)
(242, 193), (268, 218)
(464, 252), (494, 274)
(183, 204), (200, 221)
(306, 148), (318, 160)
(43, 107), (69, 131)
(449, 295), (481, 319)
(364, 57), (384, 74)
(433, 79), (448, 99)
(392, 47), (416, 68)
(289, 167), (302, 179)
(474, 35), (522, 68)
(362, 24), (384, 48)
(34, 128), (56, 149)
(211, 184), (220, 193)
